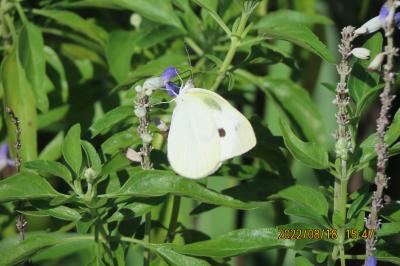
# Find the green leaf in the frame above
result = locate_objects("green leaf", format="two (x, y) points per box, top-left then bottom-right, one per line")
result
(155, 246), (210, 266)
(107, 197), (165, 222)
(62, 124), (82, 174)
(169, 227), (294, 257)
(23, 160), (72, 183)
(31, 236), (94, 262)
(19, 22), (48, 112)
(263, 78), (327, 145)
(255, 23), (334, 63)
(38, 105), (69, 129)
(89, 106), (133, 138)
(21, 204), (81, 221)
(44, 46), (68, 102)
(348, 32), (383, 103)
(0, 232), (92, 266)
(376, 249), (400, 264)
(106, 30), (135, 83)
(0, 172), (63, 202)
(101, 128), (141, 155)
(111, 170), (257, 210)
(61, 0), (184, 30)
(1, 41), (38, 162)
(295, 256), (315, 266)
(81, 140), (102, 173)
(33, 9), (108, 46)
(39, 132), (64, 161)
(347, 192), (371, 220)
(354, 84), (384, 118)
(284, 205), (327, 226)
(378, 222), (400, 237)
(273, 185), (329, 217)
(256, 9), (332, 28)
(279, 119), (330, 169)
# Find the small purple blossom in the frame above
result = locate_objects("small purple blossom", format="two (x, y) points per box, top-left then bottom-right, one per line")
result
(379, 2), (400, 28)
(365, 256), (377, 266)
(0, 144), (14, 171)
(161, 66), (180, 97)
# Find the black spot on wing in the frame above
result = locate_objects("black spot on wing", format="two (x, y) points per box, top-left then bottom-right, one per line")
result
(218, 128), (226, 137)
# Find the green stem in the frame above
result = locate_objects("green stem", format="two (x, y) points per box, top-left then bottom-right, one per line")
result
(165, 196), (181, 243)
(14, 2), (27, 23)
(144, 212), (152, 266)
(210, 11), (250, 91)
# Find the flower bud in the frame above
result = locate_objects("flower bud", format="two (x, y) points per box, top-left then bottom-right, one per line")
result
(141, 133), (152, 143)
(126, 148), (142, 162)
(143, 77), (164, 90)
(350, 47), (371, 60)
(365, 256), (377, 266)
(145, 88), (153, 96)
(156, 119), (169, 132)
(135, 85), (143, 93)
(368, 52), (386, 71)
(354, 16), (382, 35)
(134, 107), (147, 118)
(84, 168), (97, 183)
(130, 13), (142, 28)
(335, 138), (348, 160)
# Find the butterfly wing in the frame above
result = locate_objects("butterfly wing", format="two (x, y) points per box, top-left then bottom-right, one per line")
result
(167, 94), (222, 179)
(187, 89), (256, 161)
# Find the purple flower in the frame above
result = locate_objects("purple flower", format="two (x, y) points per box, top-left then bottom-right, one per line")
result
(379, 2), (400, 28)
(161, 66), (180, 97)
(366, 256), (377, 266)
(0, 144), (14, 171)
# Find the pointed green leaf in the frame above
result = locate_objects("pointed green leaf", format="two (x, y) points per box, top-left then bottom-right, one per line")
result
(273, 185), (329, 217)
(0, 172), (63, 202)
(155, 246), (210, 266)
(169, 227), (294, 257)
(62, 124), (82, 174)
(111, 170), (257, 210)
(280, 119), (330, 169)
(19, 22), (48, 112)
(255, 23), (334, 62)
(23, 160), (72, 183)
(89, 106), (133, 138)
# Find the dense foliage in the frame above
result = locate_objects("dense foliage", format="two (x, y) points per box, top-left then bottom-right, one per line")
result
(0, 0), (399, 266)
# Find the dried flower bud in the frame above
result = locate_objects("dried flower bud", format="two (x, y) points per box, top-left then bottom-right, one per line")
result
(141, 133), (152, 143)
(126, 148), (142, 163)
(368, 52), (386, 71)
(355, 16), (382, 35)
(143, 77), (164, 90)
(134, 107), (147, 118)
(130, 13), (142, 28)
(350, 47), (371, 59)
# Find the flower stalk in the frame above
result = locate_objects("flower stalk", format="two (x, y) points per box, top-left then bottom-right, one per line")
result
(134, 81), (154, 266)
(333, 26), (356, 266)
(365, 0), (398, 261)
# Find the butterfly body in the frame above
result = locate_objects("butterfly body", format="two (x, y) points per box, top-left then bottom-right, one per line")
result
(167, 85), (256, 179)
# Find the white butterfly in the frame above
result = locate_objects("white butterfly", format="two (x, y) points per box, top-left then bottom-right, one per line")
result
(167, 80), (256, 179)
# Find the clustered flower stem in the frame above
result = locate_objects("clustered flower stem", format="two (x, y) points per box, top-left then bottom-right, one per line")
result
(332, 26), (355, 266)
(5, 107), (26, 241)
(135, 83), (154, 266)
(365, 0), (398, 260)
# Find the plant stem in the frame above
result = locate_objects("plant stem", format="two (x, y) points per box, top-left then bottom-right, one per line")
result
(210, 9), (250, 91)
(144, 212), (152, 266)
(333, 26), (356, 266)
(365, 0), (398, 260)
(165, 196), (181, 243)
